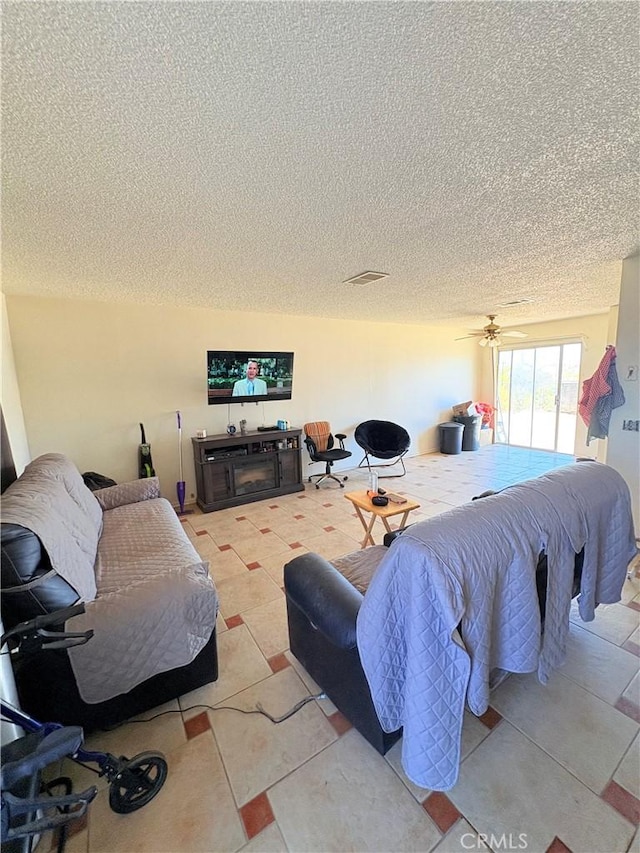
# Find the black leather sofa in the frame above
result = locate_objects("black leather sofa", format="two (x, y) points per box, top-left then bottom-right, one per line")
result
(1, 520), (219, 732)
(1, 454), (219, 733)
(284, 527), (583, 756)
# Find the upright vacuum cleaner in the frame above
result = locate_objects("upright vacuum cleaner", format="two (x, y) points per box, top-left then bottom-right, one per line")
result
(138, 424), (155, 478)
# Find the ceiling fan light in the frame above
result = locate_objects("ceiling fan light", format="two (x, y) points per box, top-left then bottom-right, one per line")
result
(478, 337), (489, 347)
(487, 337), (499, 348)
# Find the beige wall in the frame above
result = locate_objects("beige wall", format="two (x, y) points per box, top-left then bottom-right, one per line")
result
(1, 294), (30, 474)
(5, 296), (479, 504)
(478, 312), (611, 459)
(607, 253), (640, 529)
(0, 294), (26, 740)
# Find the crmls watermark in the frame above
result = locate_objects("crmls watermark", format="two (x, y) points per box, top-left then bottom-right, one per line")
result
(460, 832), (528, 850)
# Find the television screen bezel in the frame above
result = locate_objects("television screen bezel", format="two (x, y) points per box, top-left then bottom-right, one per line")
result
(207, 350), (295, 406)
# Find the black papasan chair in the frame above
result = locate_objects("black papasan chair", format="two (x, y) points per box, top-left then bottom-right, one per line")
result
(354, 420), (411, 478)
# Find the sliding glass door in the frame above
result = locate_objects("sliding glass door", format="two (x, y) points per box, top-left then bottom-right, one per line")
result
(496, 342), (581, 453)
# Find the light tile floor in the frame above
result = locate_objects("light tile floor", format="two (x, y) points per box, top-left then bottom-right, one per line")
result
(54, 446), (639, 853)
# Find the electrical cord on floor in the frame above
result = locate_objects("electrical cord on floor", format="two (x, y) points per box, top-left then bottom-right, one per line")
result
(100, 691), (328, 731)
(1, 694), (331, 778)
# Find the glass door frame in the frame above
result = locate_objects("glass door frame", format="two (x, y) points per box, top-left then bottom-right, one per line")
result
(495, 339), (583, 453)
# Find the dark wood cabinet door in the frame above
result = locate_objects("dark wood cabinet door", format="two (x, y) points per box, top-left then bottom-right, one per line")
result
(279, 449), (301, 486)
(202, 462), (232, 504)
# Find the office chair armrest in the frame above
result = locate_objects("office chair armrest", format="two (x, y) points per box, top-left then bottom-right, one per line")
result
(335, 433), (347, 449)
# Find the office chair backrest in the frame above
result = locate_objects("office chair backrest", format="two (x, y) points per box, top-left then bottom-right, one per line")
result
(303, 421), (333, 455)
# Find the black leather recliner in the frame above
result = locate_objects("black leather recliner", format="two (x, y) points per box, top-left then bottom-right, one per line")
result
(284, 527), (583, 756)
(285, 547), (400, 754)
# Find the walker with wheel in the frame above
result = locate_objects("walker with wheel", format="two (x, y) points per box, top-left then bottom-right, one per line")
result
(1, 604), (168, 848)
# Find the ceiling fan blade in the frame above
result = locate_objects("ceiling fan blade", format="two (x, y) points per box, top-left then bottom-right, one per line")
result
(455, 334), (480, 340)
(501, 331), (527, 338)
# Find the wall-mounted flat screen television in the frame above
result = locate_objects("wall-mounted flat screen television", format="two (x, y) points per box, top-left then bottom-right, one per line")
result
(207, 350), (294, 405)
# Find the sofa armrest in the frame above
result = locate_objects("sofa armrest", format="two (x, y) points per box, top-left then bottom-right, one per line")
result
(93, 478), (161, 510)
(0, 523), (80, 629)
(284, 553), (363, 649)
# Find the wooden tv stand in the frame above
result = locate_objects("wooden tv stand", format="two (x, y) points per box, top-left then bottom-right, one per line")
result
(192, 428), (304, 512)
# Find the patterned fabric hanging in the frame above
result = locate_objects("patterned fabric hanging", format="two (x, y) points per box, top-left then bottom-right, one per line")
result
(579, 346), (625, 444)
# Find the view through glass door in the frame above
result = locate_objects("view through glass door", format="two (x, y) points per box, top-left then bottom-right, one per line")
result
(496, 342), (582, 453)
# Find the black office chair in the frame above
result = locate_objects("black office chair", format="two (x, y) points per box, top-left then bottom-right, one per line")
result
(354, 420), (410, 478)
(303, 421), (352, 488)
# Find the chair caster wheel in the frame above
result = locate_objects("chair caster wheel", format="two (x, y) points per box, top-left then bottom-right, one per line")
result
(340, 483), (344, 488)
(315, 484), (320, 489)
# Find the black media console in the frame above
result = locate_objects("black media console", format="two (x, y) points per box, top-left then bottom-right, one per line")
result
(191, 428), (304, 512)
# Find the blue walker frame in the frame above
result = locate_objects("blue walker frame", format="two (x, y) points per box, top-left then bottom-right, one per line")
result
(1, 606), (168, 846)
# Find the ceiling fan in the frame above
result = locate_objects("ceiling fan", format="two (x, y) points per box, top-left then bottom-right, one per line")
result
(456, 315), (528, 348)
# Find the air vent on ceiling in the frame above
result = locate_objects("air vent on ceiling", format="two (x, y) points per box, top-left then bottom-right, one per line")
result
(342, 270), (390, 287)
(497, 298), (534, 307)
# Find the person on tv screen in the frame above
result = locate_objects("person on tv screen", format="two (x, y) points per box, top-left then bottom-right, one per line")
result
(232, 360), (267, 397)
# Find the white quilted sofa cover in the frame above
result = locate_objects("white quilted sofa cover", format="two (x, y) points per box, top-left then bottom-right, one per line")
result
(1, 453), (218, 703)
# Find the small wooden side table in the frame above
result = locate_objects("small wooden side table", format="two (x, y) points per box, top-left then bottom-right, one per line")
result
(344, 490), (421, 548)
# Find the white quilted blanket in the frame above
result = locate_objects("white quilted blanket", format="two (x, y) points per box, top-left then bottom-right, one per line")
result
(509, 463), (637, 681)
(0, 453), (103, 601)
(356, 462), (636, 791)
(67, 497), (218, 703)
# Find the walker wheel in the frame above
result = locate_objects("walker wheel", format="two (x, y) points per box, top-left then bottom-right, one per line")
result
(108, 751), (168, 814)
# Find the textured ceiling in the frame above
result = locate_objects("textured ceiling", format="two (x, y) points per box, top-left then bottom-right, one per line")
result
(2, 1), (638, 329)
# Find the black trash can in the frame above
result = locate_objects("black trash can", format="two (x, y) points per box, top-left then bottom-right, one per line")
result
(439, 422), (464, 455)
(453, 414), (482, 451)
